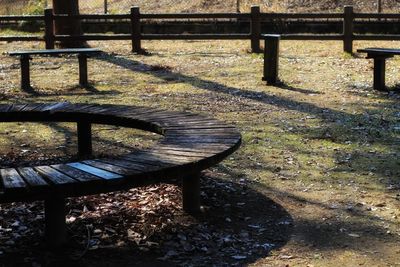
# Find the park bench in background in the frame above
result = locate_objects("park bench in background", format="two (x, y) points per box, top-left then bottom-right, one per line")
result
(8, 48), (102, 90)
(357, 48), (400, 91)
(0, 102), (241, 248)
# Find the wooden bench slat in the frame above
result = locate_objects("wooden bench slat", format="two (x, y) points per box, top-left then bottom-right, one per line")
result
(0, 168), (27, 191)
(155, 145), (226, 154)
(51, 164), (103, 183)
(18, 167), (48, 187)
(8, 104), (30, 112)
(34, 166), (77, 185)
(67, 162), (123, 180)
(149, 148), (213, 157)
(124, 153), (180, 166)
(82, 160), (134, 176)
(96, 158), (151, 172)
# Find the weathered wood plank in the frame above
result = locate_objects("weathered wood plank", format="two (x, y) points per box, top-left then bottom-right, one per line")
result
(0, 168), (27, 191)
(97, 158), (151, 172)
(35, 166), (77, 185)
(18, 167), (48, 187)
(51, 164), (102, 183)
(67, 162), (123, 180)
(82, 160), (134, 175)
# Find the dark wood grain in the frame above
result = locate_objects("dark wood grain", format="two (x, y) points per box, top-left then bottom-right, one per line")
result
(0, 168), (27, 192)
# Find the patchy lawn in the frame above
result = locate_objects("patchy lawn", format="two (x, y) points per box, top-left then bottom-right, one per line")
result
(0, 38), (399, 266)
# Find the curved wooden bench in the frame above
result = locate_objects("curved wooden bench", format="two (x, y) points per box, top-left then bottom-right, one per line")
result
(0, 102), (241, 247)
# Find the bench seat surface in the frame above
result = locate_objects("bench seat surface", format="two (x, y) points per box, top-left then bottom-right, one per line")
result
(357, 47), (400, 56)
(8, 48), (102, 56)
(0, 103), (241, 203)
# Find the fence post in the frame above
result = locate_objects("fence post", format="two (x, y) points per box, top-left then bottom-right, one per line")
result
(262, 34), (280, 85)
(131, 6), (142, 53)
(104, 0), (108, 14)
(343, 5), (354, 54)
(250, 5), (261, 53)
(44, 8), (54, 49)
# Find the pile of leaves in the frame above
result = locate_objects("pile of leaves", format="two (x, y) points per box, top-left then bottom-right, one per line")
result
(0, 171), (292, 266)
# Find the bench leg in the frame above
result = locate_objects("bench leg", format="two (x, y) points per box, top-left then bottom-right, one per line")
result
(373, 58), (387, 91)
(45, 197), (67, 248)
(20, 55), (31, 90)
(182, 173), (201, 215)
(77, 121), (92, 159)
(78, 54), (88, 87)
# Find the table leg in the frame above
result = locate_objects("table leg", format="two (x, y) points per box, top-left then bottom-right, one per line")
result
(45, 197), (67, 248)
(182, 173), (201, 215)
(20, 55), (31, 90)
(78, 54), (88, 87)
(373, 58), (387, 91)
(77, 121), (92, 159)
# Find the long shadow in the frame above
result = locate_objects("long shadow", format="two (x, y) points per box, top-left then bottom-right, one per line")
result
(0, 175), (293, 266)
(98, 53), (396, 127)
(20, 84), (120, 97)
(98, 53), (400, 179)
(275, 81), (323, 95)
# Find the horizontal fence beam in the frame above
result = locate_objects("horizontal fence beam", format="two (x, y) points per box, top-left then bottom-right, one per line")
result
(56, 34), (131, 41)
(0, 36), (43, 41)
(144, 34), (249, 40)
(55, 34), (250, 41)
(354, 13), (400, 19)
(141, 13), (250, 19)
(281, 34), (343, 40)
(260, 13), (343, 19)
(0, 15), (43, 21)
(53, 14), (130, 20)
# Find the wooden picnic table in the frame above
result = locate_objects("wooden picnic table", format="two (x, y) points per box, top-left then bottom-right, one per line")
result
(0, 102), (241, 248)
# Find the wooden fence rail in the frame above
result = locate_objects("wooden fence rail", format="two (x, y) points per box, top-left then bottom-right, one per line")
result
(1, 5), (400, 53)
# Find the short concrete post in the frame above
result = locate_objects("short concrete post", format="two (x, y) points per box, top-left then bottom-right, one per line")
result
(262, 34), (280, 85)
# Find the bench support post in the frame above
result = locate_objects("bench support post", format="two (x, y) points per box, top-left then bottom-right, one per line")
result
(182, 173), (201, 215)
(20, 55), (31, 90)
(262, 34), (280, 85)
(78, 54), (88, 87)
(373, 57), (387, 91)
(77, 121), (92, 159)
(45, 197), (67, 248)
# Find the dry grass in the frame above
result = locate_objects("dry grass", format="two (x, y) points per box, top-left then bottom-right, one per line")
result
(3, 0), (400, 14)
(0, 38), (400, 266)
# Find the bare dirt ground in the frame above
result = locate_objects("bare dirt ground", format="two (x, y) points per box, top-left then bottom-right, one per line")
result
(0, 39), (399, 266)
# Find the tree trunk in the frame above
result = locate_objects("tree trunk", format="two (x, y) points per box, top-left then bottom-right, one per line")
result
(52, 0), (86, 48)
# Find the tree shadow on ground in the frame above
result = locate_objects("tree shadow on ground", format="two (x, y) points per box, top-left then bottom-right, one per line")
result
(0, 175), (293, 266)
(254, 182), (400, 252)
(275, 81), (324, 95)
(99, 53), (400, 185)
(18, 84), (119, 97)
